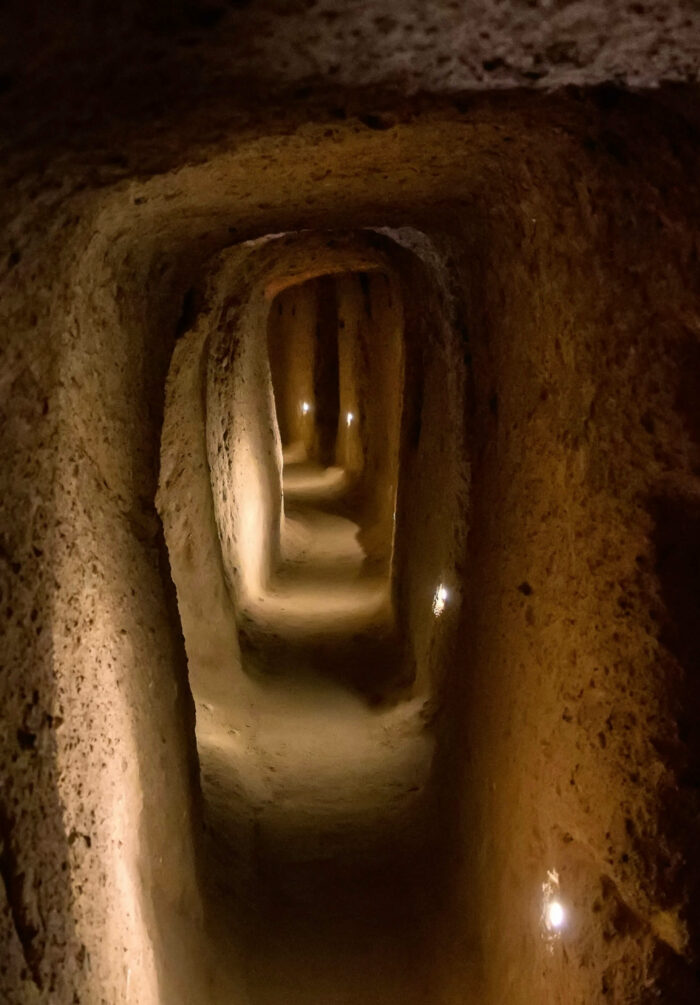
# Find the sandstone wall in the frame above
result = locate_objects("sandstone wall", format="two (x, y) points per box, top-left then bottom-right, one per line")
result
(361, 272), (404, 569)
(267, 281), (318, 453)
(436, 99), (700, 1003)
(207, 250), (284, 606)
(2, 90), (700, 1003)
(335, 273), (368, 482)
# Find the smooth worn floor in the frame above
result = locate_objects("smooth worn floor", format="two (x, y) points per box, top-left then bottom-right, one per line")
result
(195, 452), (442, 1004)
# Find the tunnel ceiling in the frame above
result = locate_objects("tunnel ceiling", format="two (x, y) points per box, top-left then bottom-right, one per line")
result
(2, 1), (700, 178)
(2, 1), (700, 115)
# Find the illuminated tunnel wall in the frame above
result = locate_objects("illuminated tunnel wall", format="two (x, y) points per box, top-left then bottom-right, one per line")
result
(3, 86), (700, 1005)
(159, 228), (463, 702)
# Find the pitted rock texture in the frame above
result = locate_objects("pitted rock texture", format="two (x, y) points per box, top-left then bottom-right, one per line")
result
(2, 4), (700, 1003)
(2, 0), (700, 120)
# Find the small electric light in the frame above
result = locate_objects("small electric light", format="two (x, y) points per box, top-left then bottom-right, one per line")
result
(432, 583), (449, 617)
(546, 900), (565, 931)
(301, 401), (311, 415)
(541, 869), (567, 946)
(346, 411), (354, 427)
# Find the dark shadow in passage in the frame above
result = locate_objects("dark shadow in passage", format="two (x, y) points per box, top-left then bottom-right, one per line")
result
(649, 492), (700, 1000)
(201, 754), (447, 1005)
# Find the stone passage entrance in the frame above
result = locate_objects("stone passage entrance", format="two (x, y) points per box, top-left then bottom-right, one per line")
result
(3, 11), (700, 1000)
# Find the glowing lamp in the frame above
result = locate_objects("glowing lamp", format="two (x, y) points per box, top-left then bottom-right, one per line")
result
(541, 869), (567, 945)
(546, 900), (565, 931)
(432, 583), (449, 617)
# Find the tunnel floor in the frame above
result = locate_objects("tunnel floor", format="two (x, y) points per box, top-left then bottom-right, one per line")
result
(194, 448), (442, 1004)
(243, 456), (392, 671)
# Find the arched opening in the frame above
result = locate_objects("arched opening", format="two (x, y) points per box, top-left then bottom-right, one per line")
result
(156, 229), (466, 1001)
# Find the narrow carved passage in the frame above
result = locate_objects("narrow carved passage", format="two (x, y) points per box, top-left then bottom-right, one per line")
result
(4, 14), (700, 996)
(159, 258), (452, 1002)
(200, 453), (439, 1004)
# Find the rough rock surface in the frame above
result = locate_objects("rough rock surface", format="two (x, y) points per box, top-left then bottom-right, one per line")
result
(2, 5), (700, 1005)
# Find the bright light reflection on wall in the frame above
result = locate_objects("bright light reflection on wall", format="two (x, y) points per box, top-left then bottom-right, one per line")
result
(546, 900), (565, 930)
(542, 868), (567, 948)
(346, 411), (354, 427)
(301, 400), (311, 415)
(432, 583), (448, 617)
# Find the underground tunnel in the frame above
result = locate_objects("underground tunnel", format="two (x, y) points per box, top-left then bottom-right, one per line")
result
(3, 4), (700, 1005)
(154, 230), (465, 1003)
